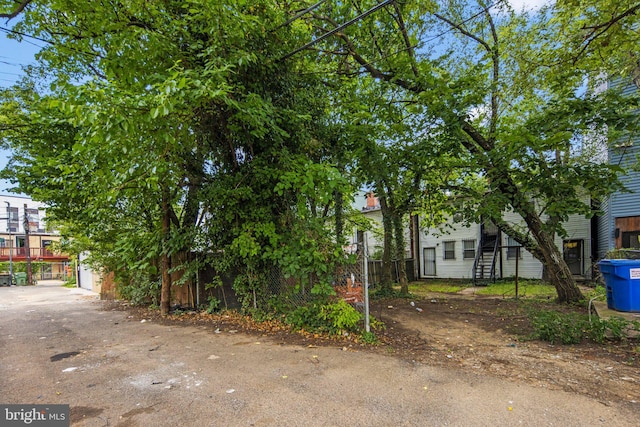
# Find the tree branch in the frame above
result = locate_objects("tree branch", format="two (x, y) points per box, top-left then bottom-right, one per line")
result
(391, 2), (419, 78)
(484, 5), (499, 142)
(432, 11), (492, 55)
(573, 3), (640, 64)
(581, 3), (640, 31)
(0, 0), (31, 20)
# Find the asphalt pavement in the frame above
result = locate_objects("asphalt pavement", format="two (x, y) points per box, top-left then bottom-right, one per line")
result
(1, 282), (639, 426)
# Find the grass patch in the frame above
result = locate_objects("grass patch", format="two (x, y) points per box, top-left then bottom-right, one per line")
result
(475, 280), (556, 298)
(393, 279), (555, 299)
(61, 282), (77, 288)
(403, 280), (468, 297)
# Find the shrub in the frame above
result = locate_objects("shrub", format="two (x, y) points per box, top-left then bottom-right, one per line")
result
(529, 308), (640, 344)
(319, 299), (362, 334)
(285, 299), (363, 335)
(529, 310), (587, 344)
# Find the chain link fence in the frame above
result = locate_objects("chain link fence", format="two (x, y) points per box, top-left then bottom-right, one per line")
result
(258, 247), (366, 311)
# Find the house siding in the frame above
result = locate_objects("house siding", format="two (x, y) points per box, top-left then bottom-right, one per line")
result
(417, 222), (478, 279)
(597, 196), (612, 258)
(414, 207), (592, 280)
(557, 213), (593, 279)
(597, 78), (640, 257)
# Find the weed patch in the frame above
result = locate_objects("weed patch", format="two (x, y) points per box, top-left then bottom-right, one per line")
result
(528, 308), (640, 344)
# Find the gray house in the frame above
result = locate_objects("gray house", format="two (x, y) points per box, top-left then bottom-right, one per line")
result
(596, 78), (640, 258)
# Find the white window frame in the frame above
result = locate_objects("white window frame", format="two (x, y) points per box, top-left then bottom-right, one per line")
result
(506, 236), (522, 260)
(443, 241), (456, 260)
(462, 239), (476, 259)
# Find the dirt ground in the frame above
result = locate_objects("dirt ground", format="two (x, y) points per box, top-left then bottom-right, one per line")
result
(142, 292), (640, 406)
(369, 295), (640, 405)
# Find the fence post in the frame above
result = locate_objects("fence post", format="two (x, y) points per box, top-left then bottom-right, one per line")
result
(23, 204), (33, 286)
(364, 232), (370, 333)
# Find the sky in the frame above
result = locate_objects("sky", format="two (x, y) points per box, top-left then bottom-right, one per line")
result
(0, 0), (552, 194)
(1, 20), (43, 194)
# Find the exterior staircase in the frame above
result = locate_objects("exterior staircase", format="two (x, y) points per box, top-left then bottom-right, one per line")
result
(472, 238), (499, 286)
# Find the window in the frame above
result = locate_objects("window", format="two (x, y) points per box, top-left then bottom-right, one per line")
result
(0, 238), (4, 248)
(506, 236), (521, 259)
(26, 208), (39, 231)
(7, 206), (18, 232)
(622, 231), (640, 249)
(443, 241), (455, 260)
(463, 239), (476, 259)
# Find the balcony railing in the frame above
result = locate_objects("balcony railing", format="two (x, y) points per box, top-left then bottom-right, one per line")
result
(0, 247), (69, 260)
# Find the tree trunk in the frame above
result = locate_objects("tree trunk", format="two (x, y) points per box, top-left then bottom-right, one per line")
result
(392, 212), (409, 294)
(491, 169), (584, 303)
(160, 187), (172, 316)
(520, 209), (583, 303)
(334, 189), (343, 246)
(378, 193), (393, 293)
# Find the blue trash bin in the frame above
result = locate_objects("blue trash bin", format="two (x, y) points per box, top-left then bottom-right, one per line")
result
(598, 259), (640, 312)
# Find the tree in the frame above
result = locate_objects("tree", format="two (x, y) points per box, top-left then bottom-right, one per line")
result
(1, 1), (350, 313)
(294, 0), (637, 302)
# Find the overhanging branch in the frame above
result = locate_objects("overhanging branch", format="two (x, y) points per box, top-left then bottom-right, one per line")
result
(0, 0), (32, 20)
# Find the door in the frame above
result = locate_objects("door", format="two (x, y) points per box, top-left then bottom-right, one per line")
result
(41, 263), (52, 280)
(481, 219), (499, 252)
(563, 240), (583, 276)
(423, 247), (436, 276)
(16, 237), (25, 256)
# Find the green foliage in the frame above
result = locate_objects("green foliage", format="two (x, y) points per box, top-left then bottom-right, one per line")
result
(529, 310), (588, 344)
(232, 268), (270, 312)
(205, 296), (221, 314)
(310, 282), (336, 298)
(475, 280), (557, 298)
(285, 298), (363, 335)
(371, 286), (405, 299)
(319, 299), (362, 333)
(586, 284), (607, 300)
(285, 302), (325, 332)
(202, 275), (223, 313)
(64, 275), (76, 286)
(360, 331), (378, 344)
(0, 261), (48, 275)
(4, 0), (640, 309)
(406, 280), (468, 296)
(117, 276), (161, 307)
(528, 309), (640, 344)
(604, 248), (640, 259)
(1, 0), (348, 311)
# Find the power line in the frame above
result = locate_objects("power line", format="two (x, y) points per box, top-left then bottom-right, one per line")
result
(278, 0), (395, 62)
(420, 2), (497, 47)
(284, 1), (498, 77)
(0, 71), (23, 76)
(0, 60), (23, 67)
(0, 25), (49, 46)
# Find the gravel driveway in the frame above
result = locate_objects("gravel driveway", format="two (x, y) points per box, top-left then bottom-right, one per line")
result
(1, 282), (638, 426)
